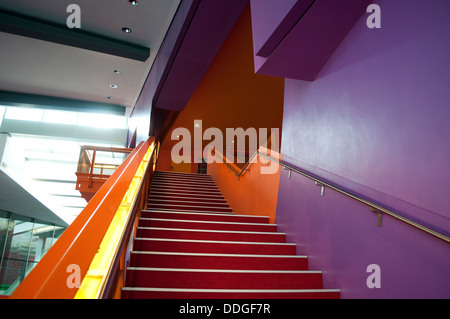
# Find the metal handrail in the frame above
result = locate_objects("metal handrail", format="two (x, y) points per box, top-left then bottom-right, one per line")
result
(219, 150), (450, 244)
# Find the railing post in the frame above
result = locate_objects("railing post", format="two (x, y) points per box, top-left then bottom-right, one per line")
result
(88, 148), (97, 188)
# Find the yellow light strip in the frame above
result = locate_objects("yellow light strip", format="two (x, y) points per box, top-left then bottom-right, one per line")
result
(74, 143), (154, 299)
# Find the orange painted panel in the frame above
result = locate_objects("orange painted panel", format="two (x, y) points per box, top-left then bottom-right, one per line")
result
(10, 138), (154, 299)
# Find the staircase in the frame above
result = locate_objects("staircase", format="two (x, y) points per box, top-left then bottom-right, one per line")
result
(121, 171), (340, 299)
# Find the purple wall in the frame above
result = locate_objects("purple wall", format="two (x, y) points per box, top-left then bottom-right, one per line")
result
(276, 0), (450, 298)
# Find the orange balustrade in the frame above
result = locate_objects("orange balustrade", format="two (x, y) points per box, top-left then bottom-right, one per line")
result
(10, 137), (155, 299)
(76, 146), (134, 202)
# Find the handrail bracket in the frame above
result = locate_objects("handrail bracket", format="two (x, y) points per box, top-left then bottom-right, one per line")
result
(284, 166), (292, 178)
(315, 181), (325, 197)
(370, 207), (383, 227)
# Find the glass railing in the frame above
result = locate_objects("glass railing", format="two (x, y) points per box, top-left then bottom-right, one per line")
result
(0, 210), (65, 296)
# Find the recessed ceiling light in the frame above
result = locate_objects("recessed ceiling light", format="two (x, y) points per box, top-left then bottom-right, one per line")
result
(110, 84), (118, 88)
(128, 0), (139, 5)
(122, 27), (132, 33)
(113, 70), (120, 74)
(107, 97), (114, 100)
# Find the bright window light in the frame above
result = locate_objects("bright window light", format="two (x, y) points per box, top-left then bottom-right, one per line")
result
(5, 107), (44, 122)
(0, 106), (5, 126)
(43, 110), (78, 125)
(77, 113), (126, 129)
(3, 107), (127, 130)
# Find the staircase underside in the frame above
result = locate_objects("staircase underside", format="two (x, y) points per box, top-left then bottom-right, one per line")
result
(121, 171), (340, 299)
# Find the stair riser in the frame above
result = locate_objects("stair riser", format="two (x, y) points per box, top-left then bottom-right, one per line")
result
(147, 204), (232, 213)
(151, 179), (216, 187)
(154, 172), (212, 180)
(130, 254), (308, 270)
(151, 184), (218, 192)
(138, 219), (277, 233)
(141, 211), (269, 224)
(136, 228), (286, 243)
(151, 185), (221, 193)
(133, 239), (296, 255)
(149, 196), (228, 205)
(149, 192), (225, 200)
(149, 199), (230, 208)
(125, 270), (323, 289)
(122, 290), (340, 299)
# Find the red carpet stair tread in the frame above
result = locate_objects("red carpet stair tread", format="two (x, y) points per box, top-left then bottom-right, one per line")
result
(121, 171), (340, 299)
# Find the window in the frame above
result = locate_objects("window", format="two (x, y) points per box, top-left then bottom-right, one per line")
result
(2, 107), (127, 129)
(5, 107), (43, 122)
(77, 112), (127, 129)
(42, 110), (77, 125)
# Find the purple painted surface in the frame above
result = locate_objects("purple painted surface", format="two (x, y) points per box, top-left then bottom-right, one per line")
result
(154, 0), (249, 111)
(252, 0), (372, 80)
(128, 0), (248, 144)
(250, 0), (309, 57)
(128, 0), (197, 144)
(276, 0), (450, 298)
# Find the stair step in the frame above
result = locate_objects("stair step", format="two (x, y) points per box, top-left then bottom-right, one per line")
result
(125, 268), (324, 289)
(123, 171), (340, 299)
(149, 199), (229, 208)
(138, 218), (277, 232)
(151, 182), (218, 190)
(151, 178), (216, 186)
(154, 171), (211, 179)
(136, 227), (286, 243)
(152, 177), (214, 184)
(142, 208), (235, 215)
(148, 197), (228, 206)
(129, 251), (308, 270)
(121, 288), (340, 299)
(147, 203), (232, 213)
(133, 238), (297, 255)
(150, 191), (225, 198)
(141, 210), (270, 224)
(150, 185), (222, 194)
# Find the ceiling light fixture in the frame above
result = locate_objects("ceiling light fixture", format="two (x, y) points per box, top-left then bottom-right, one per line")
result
(128, 0), (139, 6)
(107, 97), (114, 100)
(110, 84), (118, 88)
(113, 70), (120, 74)
(122, 27), (132, 33)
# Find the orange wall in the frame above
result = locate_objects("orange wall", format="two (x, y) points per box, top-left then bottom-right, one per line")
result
(158, 5), (284, 173)
(207, 148), (281, 224)
(157, 5), (284, 221)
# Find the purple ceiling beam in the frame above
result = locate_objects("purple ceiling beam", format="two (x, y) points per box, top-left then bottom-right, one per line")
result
(251, 0), (373, 81)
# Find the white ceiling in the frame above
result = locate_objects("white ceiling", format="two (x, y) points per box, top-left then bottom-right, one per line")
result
(0, 0), (181, 114)
(0, 0), (181, 225)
